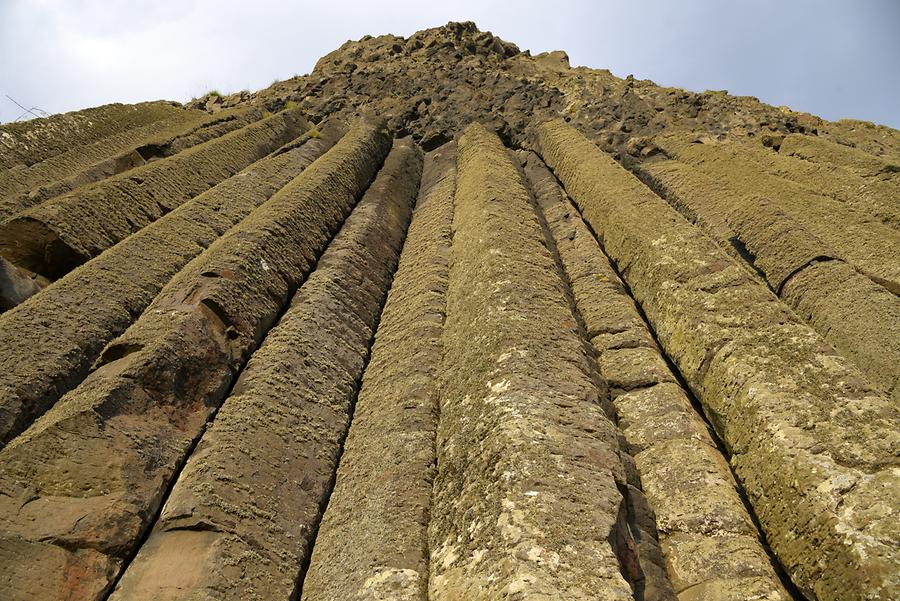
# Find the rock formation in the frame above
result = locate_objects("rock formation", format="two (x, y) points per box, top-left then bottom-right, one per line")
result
(0, 21), (897, 601)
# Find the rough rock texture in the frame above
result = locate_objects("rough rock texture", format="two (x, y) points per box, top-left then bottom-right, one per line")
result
(0, 255), (47, 310)
(521, 150), (789, 600)
(536, 119), (899, 601)
(109, 138), (419, 601)
(727, 197), (900, 402)
(0, 106), (266, 218)
(0, 120), (342, 447)
(0, 107), (308, 279)
(302, 143), (453, 601)
(0, 101), (188, 169)
(1, 20), (899, 601)
(428, 123), (634, 600)
(649, 134), (900, 294)
(0, 119), (389, 600)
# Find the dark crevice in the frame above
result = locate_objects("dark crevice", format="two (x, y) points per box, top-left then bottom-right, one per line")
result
(726, 235), (769, 281)
(96, 343), (144, 367)
(1, 220), (60, 280)
(420, 156), (456, 598)
(135, 143), (171, 162)
(775, 255), (837, 295)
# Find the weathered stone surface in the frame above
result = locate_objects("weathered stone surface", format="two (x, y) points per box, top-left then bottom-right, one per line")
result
(521, 149), (789, 600)
(537, 119), (900, 601)
(0, 119), (390, 601)
(231, 21), (890, 165)
(779, 133), (900, 179)
(634, 159), (774, 282)
(771, 134), (900, 228)
(0, 255), (47, 310)
(727, 196), (839, 292)
(302, 142), (453, 601)
(0, 120), (343, 447)
(519, 150), (677, 601)
(428, 123), (633, 600)
(0, 100), (188, 169)
(653, 133), (900, 293)
(110, 138), (420, 601)
(3, 20), (900, 601)
(780, 259), (900, 404)
(0, 107), (308, 279)
(727, 197), (900, 401)
(0, 106), (265, 218)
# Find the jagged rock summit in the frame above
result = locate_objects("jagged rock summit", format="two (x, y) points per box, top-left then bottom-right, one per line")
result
(0, 21), (898, 601)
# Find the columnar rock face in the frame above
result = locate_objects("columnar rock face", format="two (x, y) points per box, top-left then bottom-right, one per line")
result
(0, 107), (308, 279)
(0, 120), (345, 445)
(520, 151), (789, 600)
(0, 120), (390, 600)
(428, 124), (633, 600)
(0, 20), (898, 601)
(302, 142), (454, 601)
(110, 138), (420, 600)
(536, 119), (899, 601)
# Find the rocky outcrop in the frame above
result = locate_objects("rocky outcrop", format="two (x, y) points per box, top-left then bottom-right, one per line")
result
(0, 107), (308, 279)
(536, 119), (899, 600)
(520, 150), (789, 600)
(0, 20), (898, 601)
(427, 124), (634, 599)
(0, 106), (266, 217)
(109, 138), (419, 600)
(726, 197), (900, 402)
(0, 119), (389, 600)
(0, 119), (342, 446)
(0, 101), (187, 169)
(302, 143), (453, 601)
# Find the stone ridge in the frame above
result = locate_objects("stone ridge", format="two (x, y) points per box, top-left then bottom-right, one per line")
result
(194, 21), (900, 160)
(0, 19), (898, 601)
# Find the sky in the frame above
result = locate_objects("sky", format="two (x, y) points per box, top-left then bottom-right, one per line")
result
(1, 0), (898, 127)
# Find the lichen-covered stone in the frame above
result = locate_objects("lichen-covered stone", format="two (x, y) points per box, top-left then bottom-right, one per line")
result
(428, 123), (633, 600)
(0, 101), (187, 169)
(109, 138), (420, 601)
(521, 148), (789, 600)
(0, 107), (309, 279)
(0, 106), (266, 218)
(0, 119), (390, 601)
(537, 119), (900, 601)
(0, 120), (344, 447)
(653, 133), (900, 293)
(727, 197), (900, 402)
(302, 143), (452, 601)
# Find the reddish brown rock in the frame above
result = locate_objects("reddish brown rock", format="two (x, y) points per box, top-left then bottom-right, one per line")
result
(0, 120), (344, 447)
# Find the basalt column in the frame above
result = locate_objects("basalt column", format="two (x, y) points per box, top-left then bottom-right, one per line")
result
(428, 124), (634, 600)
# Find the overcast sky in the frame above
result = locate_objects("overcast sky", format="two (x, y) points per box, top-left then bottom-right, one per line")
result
(1, 0), (898, 127)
